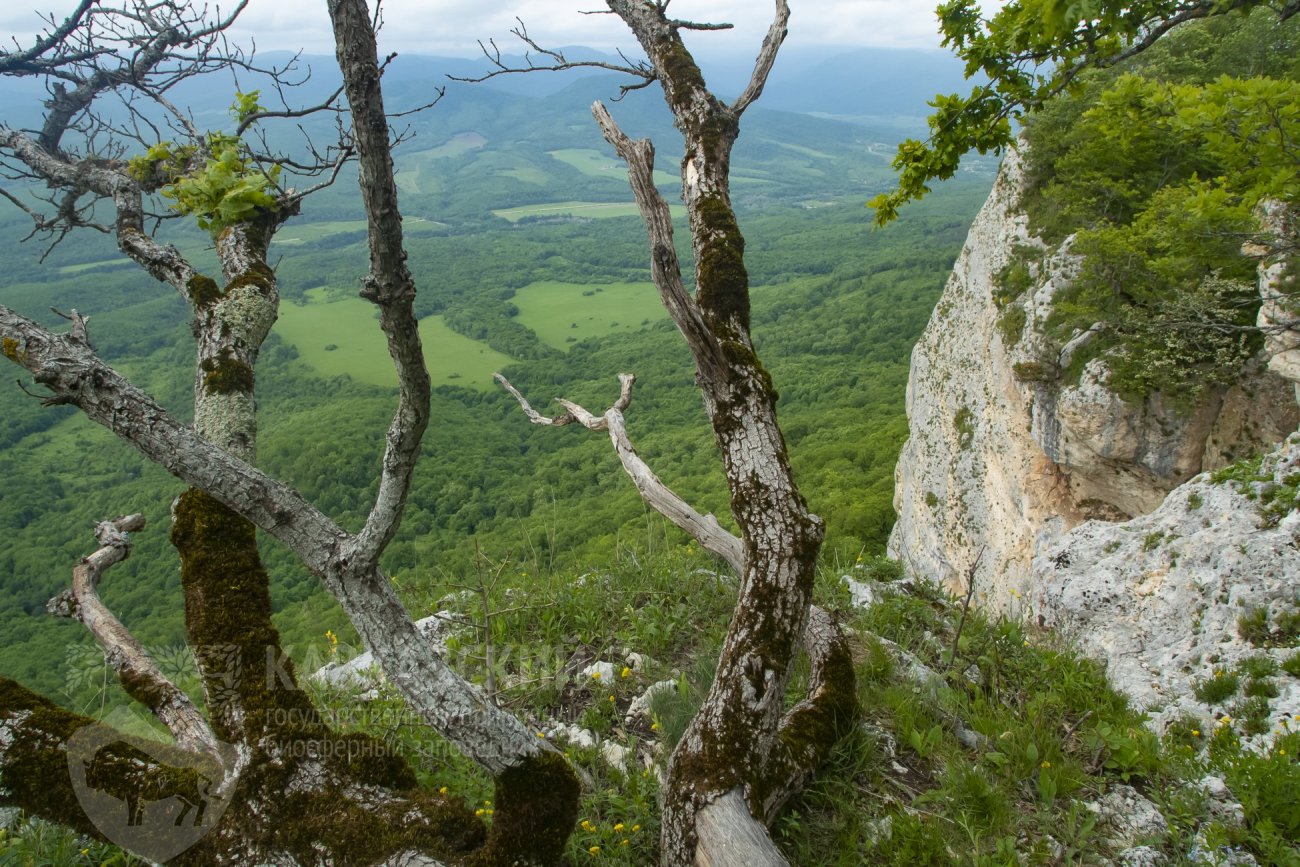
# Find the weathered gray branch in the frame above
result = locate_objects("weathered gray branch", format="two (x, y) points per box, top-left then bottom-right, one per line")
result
(497, 372), (745, 574)
(695, 790), (789, 867)
(329, 0), (431, 573)
(0, 305), (540, 775)
(595, 4), (836, 863)
(590, 102), (727, 382)
(0, 0), (99, 75)
(47, 514), (224, 766)
(0, 125), (201, 296)
(730, 0), (790, 116)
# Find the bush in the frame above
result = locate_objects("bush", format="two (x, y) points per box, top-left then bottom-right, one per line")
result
(1194, 669), (1241, 705)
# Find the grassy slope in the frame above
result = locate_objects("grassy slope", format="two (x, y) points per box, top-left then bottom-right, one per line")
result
(275, 289), (516, 389)
(511, 280), (666, 348)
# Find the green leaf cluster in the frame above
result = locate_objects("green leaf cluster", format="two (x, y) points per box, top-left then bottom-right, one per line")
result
(1017, 14), (1300, 402)
(130, 92), (280, 235)
(161, 134), (281, 234)
(873, 0), (1294, 224)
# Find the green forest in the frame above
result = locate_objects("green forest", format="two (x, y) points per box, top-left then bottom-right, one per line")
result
(5, 2), (1300, 864)
(0, 70), (994, 708)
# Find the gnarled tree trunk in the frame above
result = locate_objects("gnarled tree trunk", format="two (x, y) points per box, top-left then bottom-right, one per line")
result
(0, 1), (577, 863)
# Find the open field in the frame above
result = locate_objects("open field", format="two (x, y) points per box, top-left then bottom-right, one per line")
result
(512, 280), (666, 349)
(491, 200), (686, 222)
(395, 133), (488, 194)
(424, 131), (488, 159)
(57, 258), (132, 274)
(548, 148), (678, 187)
(274, 216), (442, 246)
(275, 289), (515, 388)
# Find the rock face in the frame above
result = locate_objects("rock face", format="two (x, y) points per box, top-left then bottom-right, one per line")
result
(1036, 434), (1300, 735)
(889, 149), (1298, 610)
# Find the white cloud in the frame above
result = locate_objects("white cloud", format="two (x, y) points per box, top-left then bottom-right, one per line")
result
(3, 1), (954, 57)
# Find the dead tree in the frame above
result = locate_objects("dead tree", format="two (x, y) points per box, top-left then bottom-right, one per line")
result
(0, 1), (574, 863)
(490, 1), (858, 862)
(0, 0), (853, 863)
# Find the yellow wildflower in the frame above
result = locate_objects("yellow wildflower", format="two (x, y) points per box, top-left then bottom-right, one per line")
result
(1040, 761), (1051, 769)
(438, 786), (448, 795)
(621, 666), (632, 679)
(632, 824), (641, 832)
(614, 823), (625, 832)
(589, 845), (601, 856)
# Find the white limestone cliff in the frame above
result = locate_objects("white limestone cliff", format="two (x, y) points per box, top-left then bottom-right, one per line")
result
(1036, 433), (1300, 736)
(889, 149), (1298, 614)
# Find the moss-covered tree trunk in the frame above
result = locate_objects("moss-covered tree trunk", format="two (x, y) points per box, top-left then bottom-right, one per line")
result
(589, 2), (857, 863)
(1, 0), (578, 863)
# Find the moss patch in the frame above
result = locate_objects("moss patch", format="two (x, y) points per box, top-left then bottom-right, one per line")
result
(200, 352), (254, 395)
(0, 678), (102, 839)
(466, 750), (580, 866)
(171, 488), (319, 742)
(954, 405), (975, 450)
(186, 275), (222, 309)
(225, 262), (275, 297)
(694, 194), (751, 331)
(1, 337), (23, 363)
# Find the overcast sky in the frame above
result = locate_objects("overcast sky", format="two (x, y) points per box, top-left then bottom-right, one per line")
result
(3, 1), (963, 58)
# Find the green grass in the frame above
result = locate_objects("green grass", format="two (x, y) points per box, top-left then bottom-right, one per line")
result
(499, 165), (549, 185)
(761, 140), (834, 160)
(273, 217), (441, 247)
(423, 131), (487, 159)
(548, 148), (678, 187)
(511, 281), (667, 349)
(394, 134), (488, 194)
(274, 289), (516, 389)
(58, 258), (130, 274)
(491, 201), (686, 223)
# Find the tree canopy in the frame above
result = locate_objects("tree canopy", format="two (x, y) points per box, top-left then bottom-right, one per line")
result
(870, 0), (1300, 225)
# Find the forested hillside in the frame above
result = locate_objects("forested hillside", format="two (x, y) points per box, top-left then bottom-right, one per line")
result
(0, 64), (993, 705)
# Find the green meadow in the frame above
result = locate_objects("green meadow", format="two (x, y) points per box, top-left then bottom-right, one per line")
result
(275, 289), (515, 388)
(491, 200), (686, 222)
(548, 147), (678, 187)
(395, 133), (488, 194)
(58, 258), (130, 274)
(274, 216), (442, 246)
(512, 280), (667, 348)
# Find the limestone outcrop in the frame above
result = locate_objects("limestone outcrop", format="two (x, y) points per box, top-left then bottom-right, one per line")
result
(1036, 434), (1300, 735)
(889, 149), (1298, 611)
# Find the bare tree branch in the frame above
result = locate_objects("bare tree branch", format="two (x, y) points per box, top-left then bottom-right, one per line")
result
(328, 0), (430, 574)
(590, 101), (727, 381)
(47, 514), (225, 767)
(0, 300), (544, 775)
(451, 18), (656, 100)
(731, 0), (789, 116)
(0, 0), (100, 75)
(497, 373), (746, 574)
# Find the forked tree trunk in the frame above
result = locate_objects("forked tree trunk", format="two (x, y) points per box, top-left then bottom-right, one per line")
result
(0, 1), (853, 863)
(0, 0), (578, 863)
(503, 2), (857, 863)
